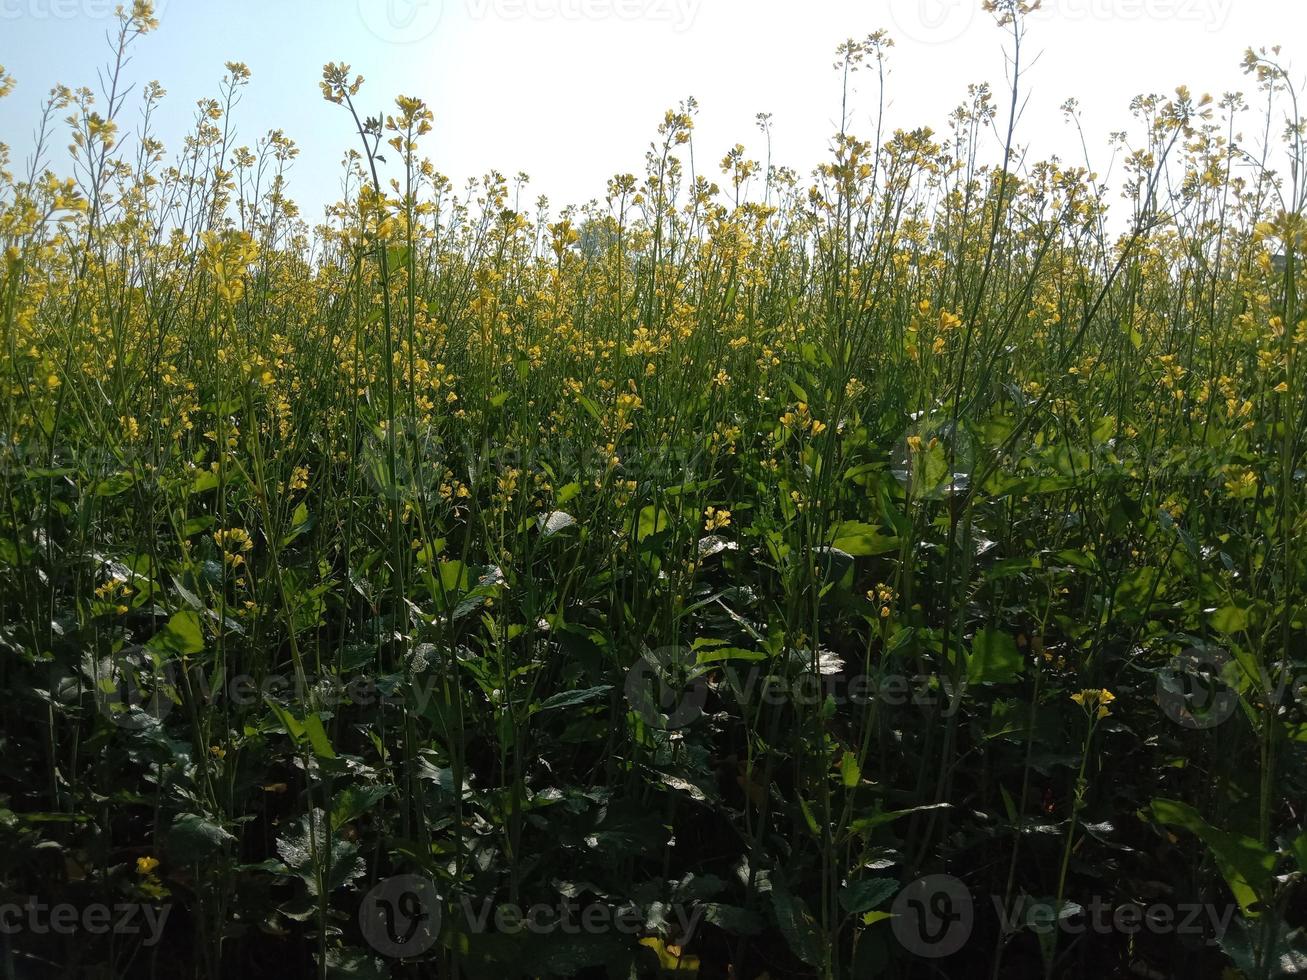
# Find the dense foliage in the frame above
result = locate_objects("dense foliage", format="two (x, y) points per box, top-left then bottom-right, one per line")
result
(1, 3), (1305, 977)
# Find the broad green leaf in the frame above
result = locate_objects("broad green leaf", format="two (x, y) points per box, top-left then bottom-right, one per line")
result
(639, 937), (700, 972)
(1149, 799), (1275, 914)
(839, 878), (897, 915)
(146, 610), (205, 658)
(1211, 604), (1251, 634)
(771, 874), (822, 967)
(637, 504), (670, 541)
(274, 809), (365, 896)
(830, 521), (899, 557)
(302, 713), (336, 759)
(167, 812), (234, 864)
(967, 628), (1023, 685)
(330, 785), (391, 831)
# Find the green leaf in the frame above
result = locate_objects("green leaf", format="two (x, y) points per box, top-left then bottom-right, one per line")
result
(146, 610), (205, 658)
(577, 395), (602, 422)
(166, 812), (234, 864)
(967, 628), (1023, 685)
(639, 937), (700, 972)
(849, 802), (950, 836)
(798, 796), (821, 837)
(771, 874), (822, 967)
(93, 470), (136, 497)
(302, 713), (337, 759)
(830, 521), (899, 557)
(266, 700), (308, 744)
(636, 504), (670, 541)
(323, 948), (387, 980)
(1149, 798), (1275, 913)
(438, 560), (470, 595)
(535, 685), (612, 713)
(839, 751), (861, 788)
(330, 785), (391, 831)
(1000, 784), (1018, 823)
(701, 903), (765, 936)
(191, 468), (220, 493)
(695, 646), (767, 665)
(281, 502), (313, 547)
(1291, 831), (1307, 877)
(839, 878), (898, 915)
(1211, 604), (1251, 634)
(275, 809), (365, 896)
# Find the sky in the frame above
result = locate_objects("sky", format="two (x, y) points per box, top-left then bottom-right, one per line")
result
(0, 0), (1302, 224)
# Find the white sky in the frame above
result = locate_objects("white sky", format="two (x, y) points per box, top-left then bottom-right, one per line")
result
(0, 0), (1302, 222)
